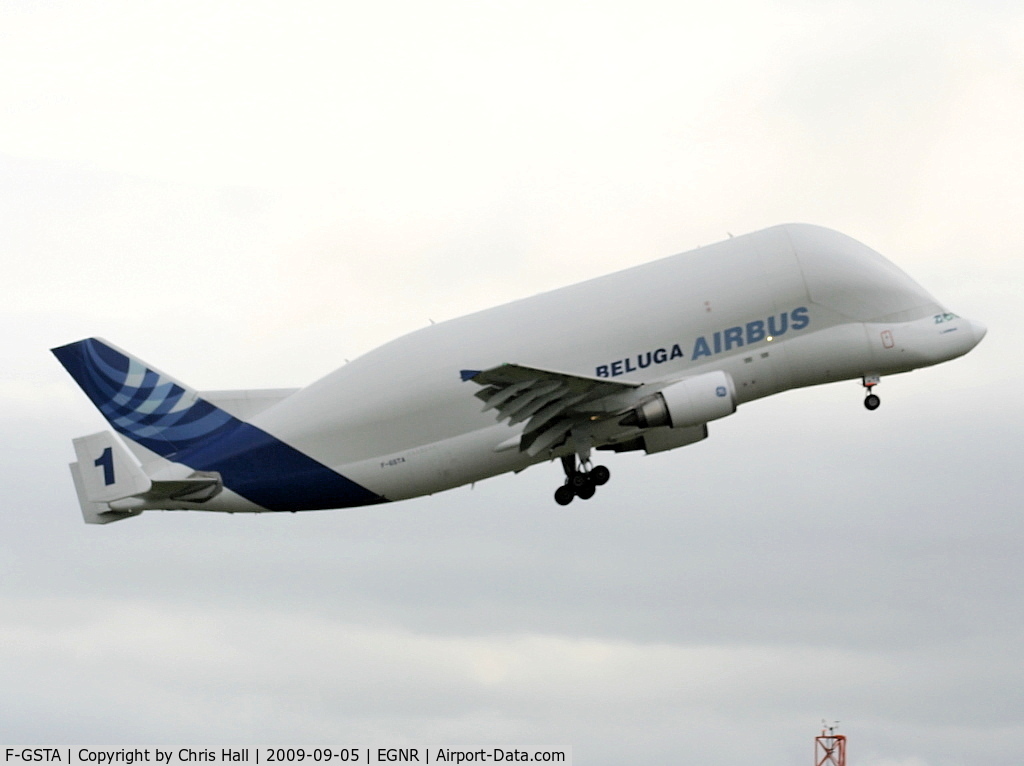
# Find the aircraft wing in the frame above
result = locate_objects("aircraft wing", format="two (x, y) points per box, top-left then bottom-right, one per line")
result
(462, 363), (641, 456)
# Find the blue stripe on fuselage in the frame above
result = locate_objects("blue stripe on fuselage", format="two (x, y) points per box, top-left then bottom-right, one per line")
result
(175, 422), (387, 511)
(53, 338), (385, 512)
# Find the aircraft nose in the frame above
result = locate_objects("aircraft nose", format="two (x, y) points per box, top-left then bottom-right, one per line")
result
(970, 319), (988, 346)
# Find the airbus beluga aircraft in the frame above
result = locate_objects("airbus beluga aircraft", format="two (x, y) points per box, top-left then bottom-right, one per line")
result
(54, 223), (985, 523)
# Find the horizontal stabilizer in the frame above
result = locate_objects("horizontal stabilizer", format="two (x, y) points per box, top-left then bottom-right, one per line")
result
(70, 461), (141, 525)
(68, 430), (223, 523)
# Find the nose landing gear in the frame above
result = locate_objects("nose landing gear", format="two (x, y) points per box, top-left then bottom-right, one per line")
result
(554, 455), (611, 505)
(862, 374), (881, 410)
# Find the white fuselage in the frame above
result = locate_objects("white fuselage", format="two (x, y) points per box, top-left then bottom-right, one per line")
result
(189, 223), (982, 509)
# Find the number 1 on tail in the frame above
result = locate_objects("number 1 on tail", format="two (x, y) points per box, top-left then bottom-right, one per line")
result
(94, 446), (115, 485)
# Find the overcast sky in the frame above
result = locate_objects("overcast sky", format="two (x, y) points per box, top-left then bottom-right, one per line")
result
(2, 1), (1023, 763)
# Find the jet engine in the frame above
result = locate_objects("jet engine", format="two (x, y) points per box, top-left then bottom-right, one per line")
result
(621, 370), (736, 430)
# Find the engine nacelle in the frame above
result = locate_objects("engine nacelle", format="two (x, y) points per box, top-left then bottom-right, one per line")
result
(623, 370), (737, 430)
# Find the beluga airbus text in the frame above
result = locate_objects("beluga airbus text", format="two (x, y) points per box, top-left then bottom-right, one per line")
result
(53, 224), (986, 523)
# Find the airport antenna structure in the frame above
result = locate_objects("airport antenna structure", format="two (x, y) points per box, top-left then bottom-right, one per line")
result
(815, 721), (846, 766)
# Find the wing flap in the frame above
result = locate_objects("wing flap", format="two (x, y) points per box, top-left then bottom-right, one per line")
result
(477, 379), (534, 410)
(522, 420), (576, 456)
(465, 363), (641, 454)
(522, 392), (588, 435)
(506, 383), (568, 424)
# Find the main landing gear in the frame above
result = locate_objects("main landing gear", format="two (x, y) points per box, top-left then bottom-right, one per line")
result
(554, 455), (610, 505)
(862, 374), (881, 410)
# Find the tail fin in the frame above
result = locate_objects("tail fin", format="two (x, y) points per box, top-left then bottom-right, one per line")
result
(72, 430), (152, 502)
(70, 460), (142, 525)
(68, 430), (223, 524)
(54, 337), (385, 515)
(52, 338), (238, 458)
(70, 431), (151, 524)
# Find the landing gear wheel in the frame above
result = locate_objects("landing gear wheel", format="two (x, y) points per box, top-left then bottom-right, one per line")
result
(554, 453), (611, 505)
(861, 375), (881, 411)
(576, 477), (596, 500)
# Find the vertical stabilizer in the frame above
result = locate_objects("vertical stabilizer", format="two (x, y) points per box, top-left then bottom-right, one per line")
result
(72, 431), (152, 503)
(54, 337), (385, 514)
(69, 461), (142, 525)
(52, 338), (238, 457)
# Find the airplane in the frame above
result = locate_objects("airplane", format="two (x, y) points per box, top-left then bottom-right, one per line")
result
(53, 223), (986, 523)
